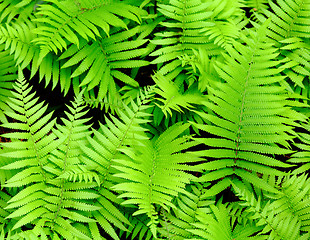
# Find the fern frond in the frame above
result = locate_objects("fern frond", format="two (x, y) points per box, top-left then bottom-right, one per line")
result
(232, 179), (305, 240)
(59, 26), (150, 100)
(32, 0), (147, 62)
(158, 182), (215, 239)
(1, 68), (59, 183)
(37, 90), (99, 240)
(193, 22), (305, 192)
(0, 0), (37, 23)
(0, 18), (38, 69)
(264, 0), (310, 39)
(151, 0), (221, 76)
(1, 86), (97, 239)
(80, 87), (154, 240)
(257, 0), (310, 88)
(268, 174), (310, 233)
(0, 16), (76, 95)
(0, 69), (66, 236)
(199, 0), (247, 49)
(112, 123), (201, 237)
(0, 44), (16, 124)
(188, 200), (264, 240)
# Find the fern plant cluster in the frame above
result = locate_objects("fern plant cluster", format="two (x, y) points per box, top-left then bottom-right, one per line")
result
(1, 0), (310, 239)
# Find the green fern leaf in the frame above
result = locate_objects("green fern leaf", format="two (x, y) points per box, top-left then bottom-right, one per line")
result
(158, 182), (215, 239)
(232, 177), (306, 240)
(0, 44), (16, 123)
(59, 28), (150, 99)
(268, 174), (310, 233)
(0, 0), (36, 23)
(1, 69), (60, 186)
(112, 123), (201, 237)
(256, 0), (310, 89)
(32, 0), (147, 61)
(151, 0), (220, 75)
(194, 22), (303, 192)
(188, 201), (263, 240)
(80, 87), (153, 240)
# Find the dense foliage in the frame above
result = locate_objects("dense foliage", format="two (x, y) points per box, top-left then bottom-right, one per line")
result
(1, 0), (310, 239)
